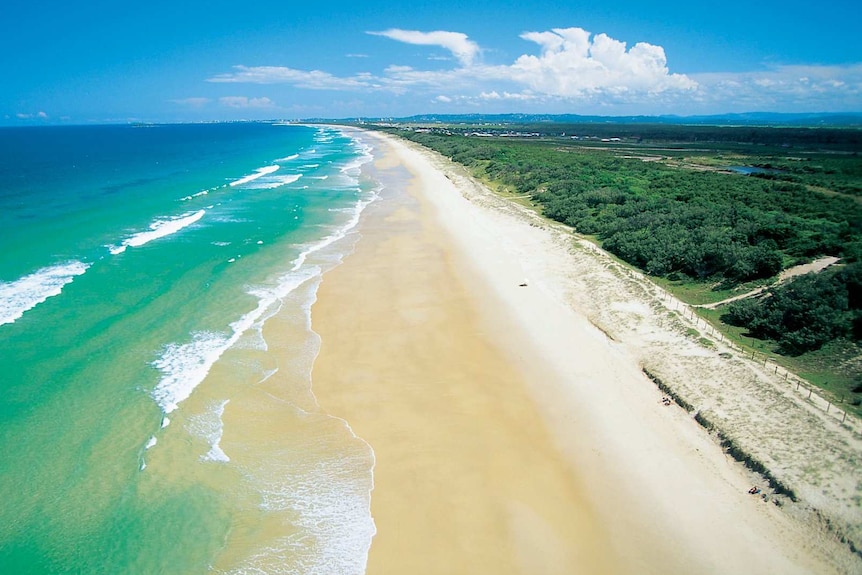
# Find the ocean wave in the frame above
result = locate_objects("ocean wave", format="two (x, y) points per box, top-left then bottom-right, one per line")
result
(230, 407), (376, 575)
(230, 165), (280, 187)
(109, 210), (205, 255)
(289, 194), (376, 273)
(0, 261), (91, 326)
(152, 331), (230, 414)
(180, 187), (222, 201)
(243, 174), (303, 190)
(275, 153), (299, 162)
(151, 189), (378, 414)
(151, 264), (319, 414)
(152, 133), (378, 413)
(245, 464), (375, 575)
(339, 149), (373, 177)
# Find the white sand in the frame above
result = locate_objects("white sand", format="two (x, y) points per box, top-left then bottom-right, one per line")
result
(314, 128), (859, 574)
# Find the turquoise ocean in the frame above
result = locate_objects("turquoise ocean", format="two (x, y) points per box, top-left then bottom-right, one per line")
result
(0, 123), (378, 574)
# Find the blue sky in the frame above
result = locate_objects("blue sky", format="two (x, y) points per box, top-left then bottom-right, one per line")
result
(2, 0), (860, 124)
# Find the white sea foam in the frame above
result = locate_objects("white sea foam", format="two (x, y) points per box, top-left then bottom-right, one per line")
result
(187, 399), (231, 462)
(243, 174), (302, 190)
(204, 400), (230, 462)
(152, 331), (228, 414)
(109, 210), (205, 255)
(275, 153), (299, 162)
(230, 165), (280, 187)
(180, 188), (217, 201)
(234, 416), (376, 575)
(339, 142), (374, 178)
(0, 261), (91, 326)
(152, 265), (318, 413)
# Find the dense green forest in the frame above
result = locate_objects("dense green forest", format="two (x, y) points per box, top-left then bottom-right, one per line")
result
(384, 125), (862, 363)
(724, 265), (862, 355)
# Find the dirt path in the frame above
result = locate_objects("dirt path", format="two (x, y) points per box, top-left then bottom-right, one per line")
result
(697, 256), (840, 309)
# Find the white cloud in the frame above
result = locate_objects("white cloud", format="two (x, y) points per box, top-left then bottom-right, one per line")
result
(172, 97), (211, 107)
(207, 27), (859, 113)
(218, 96), (275, 109)
(209, 66), (374, 90)
(509, 27), (697, 97)
(368, 29), (481, 66)
(16, 111), (48, 119)
(480, 91), (537, 101)
(690, 64), (862, 111)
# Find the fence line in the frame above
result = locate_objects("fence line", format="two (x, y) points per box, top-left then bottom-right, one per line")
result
(615, 264), (859, 431)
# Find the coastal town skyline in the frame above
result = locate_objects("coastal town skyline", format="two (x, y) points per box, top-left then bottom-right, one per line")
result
(2, 0), (861, 124)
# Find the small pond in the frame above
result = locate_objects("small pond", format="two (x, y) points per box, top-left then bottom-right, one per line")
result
(725, 165), (786, 175)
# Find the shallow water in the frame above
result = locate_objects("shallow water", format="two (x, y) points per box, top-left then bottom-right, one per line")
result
(0, 123), (377, 574)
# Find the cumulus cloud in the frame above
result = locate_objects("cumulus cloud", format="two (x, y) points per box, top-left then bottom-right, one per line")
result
(212, 27), (694, 103)
(509, 27), (697, 96)
(218, 96), (275, 108)
(368, 29), (481, 66)
(206, 27), (859, 112)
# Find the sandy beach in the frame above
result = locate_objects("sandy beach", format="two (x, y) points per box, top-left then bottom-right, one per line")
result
(308, 128), (858, 574)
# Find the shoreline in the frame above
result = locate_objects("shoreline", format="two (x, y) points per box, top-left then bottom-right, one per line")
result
(307, 127), (857, 573)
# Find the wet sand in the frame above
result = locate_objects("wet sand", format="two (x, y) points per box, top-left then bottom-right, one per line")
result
(308, 130), (847, 574)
